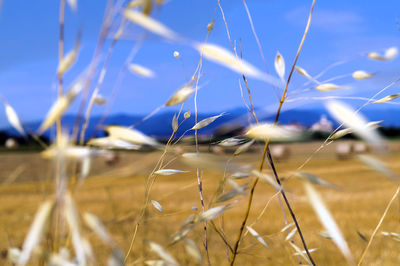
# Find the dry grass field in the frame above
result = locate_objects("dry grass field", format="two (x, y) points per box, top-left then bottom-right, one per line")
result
(2, 0), (399, 265)
(1, 141), (400, 265)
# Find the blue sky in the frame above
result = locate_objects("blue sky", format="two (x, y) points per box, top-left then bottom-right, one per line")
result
(0, 0), (399, 128)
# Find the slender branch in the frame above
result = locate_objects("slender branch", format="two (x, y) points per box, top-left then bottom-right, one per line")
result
(230, 0), (317, 265)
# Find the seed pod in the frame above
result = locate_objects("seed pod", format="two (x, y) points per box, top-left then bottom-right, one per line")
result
(315, 83), (341, 92)
(207, 21), (214, 31)
(191, 113), (224, 130)
(123, 9), (178, 40)
(352, 70), (374, 80)
(195, 43), (280, 85)
(166, 80), (195, 106)
(129, 64), (155, 78)
(274, 51), (285, 82)
(184, 110), (190, 119)
(247, 226), (269, 248)
(4, 102), (25, 136)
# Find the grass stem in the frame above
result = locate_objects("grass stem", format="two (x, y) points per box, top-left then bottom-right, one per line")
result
(230, 0), (317, 264)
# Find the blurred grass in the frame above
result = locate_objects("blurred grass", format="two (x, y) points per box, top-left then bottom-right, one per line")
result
(1, 141), (400, 265)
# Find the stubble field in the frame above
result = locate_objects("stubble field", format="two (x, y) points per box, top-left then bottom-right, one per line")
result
(1, 141), (400, 265)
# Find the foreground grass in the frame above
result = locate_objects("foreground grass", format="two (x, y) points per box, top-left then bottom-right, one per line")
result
(1, 141), (400, 265)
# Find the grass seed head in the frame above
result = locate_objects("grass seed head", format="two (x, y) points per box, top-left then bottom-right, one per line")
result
(166, 80), (196, 106)
(64, 193), (88, 266)
(93, 93), (107, 105)
(129, 63), (155, 78)
(251, 170), (282, 191)
(183, 238), (202, 264)
(247, 226), (269, 248)
(374, 93), (400, 103)
(304, 183), (354, 264)
(197, 205), (228, 222)
(245, 123), (300, 142)
(195, 43), (280, 85)
(148, 241), (179, 266)
(191, 113), (224, 130)
(326, 100), (384, 149)
(367, 47), (398, 61)
(294, 172), (339, 189)
(172, 113), (178, 131)
(151, 200), (163, 212)
(123, 9), (178, 40)
(87, 137), (142, 150)
(184, 110), (190, 119)
(274, 51), (285, 82)
(154, 169), (189, 176)
(285, 227), (298, 241)
(83, 212), (117, 248)
(67, 0), (77, 11)
(4, 102), (25, 137)
(108, 248), (125, 266)
(18, 200), (54, 266)
(295, 66), (313, 81)
(105, 125), (160, 147)
(315, 83), (341, 92)
(145, 260), (173, 266)
(234, 139), (255, 156)
(37, 81), (83, 134)
(207, 21), (214, 31)
(352, 70), (374, 80)
(357, 154), (399, 181)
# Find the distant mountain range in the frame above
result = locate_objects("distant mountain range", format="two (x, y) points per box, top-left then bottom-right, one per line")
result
(2, 107), (399, 139)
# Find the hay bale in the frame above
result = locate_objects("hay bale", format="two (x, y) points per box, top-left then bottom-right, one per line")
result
(104, 152), (120, 166)
(271, 145), (291, 162)
(353, 142), (370, 154)
(5, 138), (18, 149)
(211, 145), (224, 155)
(336, 142), (353, 160)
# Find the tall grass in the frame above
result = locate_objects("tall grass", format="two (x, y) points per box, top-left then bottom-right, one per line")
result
(1, 0), (400, 265)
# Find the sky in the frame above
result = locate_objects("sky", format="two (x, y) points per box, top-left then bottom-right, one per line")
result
(0, 0), (399, 128)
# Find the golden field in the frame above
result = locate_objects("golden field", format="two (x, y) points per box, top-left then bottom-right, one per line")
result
(1, 141), (400, 265)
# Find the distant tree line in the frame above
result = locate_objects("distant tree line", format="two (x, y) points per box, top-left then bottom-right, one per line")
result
(311, 127), (400, 140)
(0, 130), (49, 150)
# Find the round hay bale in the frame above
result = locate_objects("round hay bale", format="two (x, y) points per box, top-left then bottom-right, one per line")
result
(211, 145), (224, 155)
(336, 142), (353, 160)
(104, 152), (120, 166)
(353, 142), (370, 154)
(271, 145), (291, 162)
(5, 138), (18, 149)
